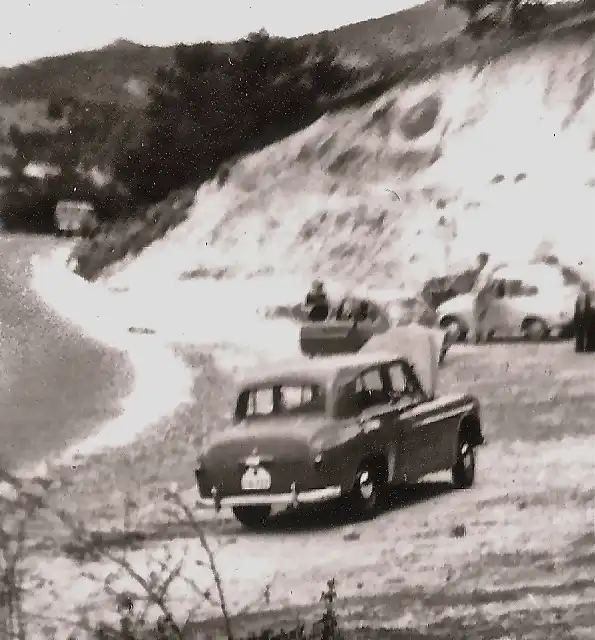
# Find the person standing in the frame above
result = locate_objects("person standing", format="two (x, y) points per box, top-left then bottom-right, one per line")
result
(574, 285), (587, 353)
(574, 282), (595, 353)
(305, 280), (330, 322)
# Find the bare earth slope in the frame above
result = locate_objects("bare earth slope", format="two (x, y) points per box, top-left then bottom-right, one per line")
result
(105, 28), (595, 293)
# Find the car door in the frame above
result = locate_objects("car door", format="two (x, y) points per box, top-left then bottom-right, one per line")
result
(384, 361), (428, 483)
(482, 278), (509, 337)
(351, 365), (396, 461)
(490, 279), (542, 337)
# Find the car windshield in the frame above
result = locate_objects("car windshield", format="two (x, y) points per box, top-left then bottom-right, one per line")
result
(236, 383), (327, 421)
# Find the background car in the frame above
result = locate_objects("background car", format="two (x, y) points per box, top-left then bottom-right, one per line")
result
(436, 263), (578, 342)
(298, 290), (453, 364)
(195, 331), (485, 528)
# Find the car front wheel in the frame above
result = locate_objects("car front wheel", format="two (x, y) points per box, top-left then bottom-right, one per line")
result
(232, 505), (271, 529)
(452, 438), (476, 489)
(440, 316), (468, 342)
(348, 462), (384, 519)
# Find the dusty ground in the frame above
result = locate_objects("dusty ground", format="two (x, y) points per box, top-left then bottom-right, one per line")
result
(21, 338), (595, 639)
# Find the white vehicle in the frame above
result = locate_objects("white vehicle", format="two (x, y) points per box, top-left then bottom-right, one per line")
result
(436, 263), (578, 342)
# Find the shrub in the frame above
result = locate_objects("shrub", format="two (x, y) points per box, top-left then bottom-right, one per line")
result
(114, 31), (359, 203)
(0, 467), (344, 640)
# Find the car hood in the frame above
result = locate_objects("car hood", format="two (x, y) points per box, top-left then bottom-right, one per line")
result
(202, 416), (331, 464)
(437, 293), (475, 316)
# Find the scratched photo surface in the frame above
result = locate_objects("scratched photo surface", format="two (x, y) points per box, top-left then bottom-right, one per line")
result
(1, 1), (595, 639)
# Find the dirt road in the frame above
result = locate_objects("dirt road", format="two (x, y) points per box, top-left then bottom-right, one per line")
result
(0, 235), (131, 468)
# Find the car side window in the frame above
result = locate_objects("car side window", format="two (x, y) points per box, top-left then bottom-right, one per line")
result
(246, 388), (274, 417)
(387, 362), (424, 409)
(355, 368), (383, 393)
(387, 363), (407, 394)
(353, 367), (389, 413)
(505, 280), (538, 298)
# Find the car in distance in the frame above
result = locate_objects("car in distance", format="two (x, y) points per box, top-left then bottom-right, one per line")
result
(299, 292), (452, 364)
(437, 263), (577, 342)
(194, 328), (485, 528)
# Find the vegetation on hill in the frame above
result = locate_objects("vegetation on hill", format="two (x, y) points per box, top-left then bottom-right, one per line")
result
(0, 97), (142, 233)
(0, 1), (464, 108)
(67, 1), (595, 285)
(0, 40), (174, 106)
(2, 30), (363, 244)
(2, 0), (594, 273)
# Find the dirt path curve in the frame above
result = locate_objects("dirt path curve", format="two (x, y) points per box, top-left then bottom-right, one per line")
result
(0, 235), (131, 469)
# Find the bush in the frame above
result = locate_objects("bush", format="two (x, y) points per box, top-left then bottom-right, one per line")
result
(71, 188), (195, 280)
(0, 467), (344, 640)
(114, 31), (359, 203)
(0, 175), (134, 235)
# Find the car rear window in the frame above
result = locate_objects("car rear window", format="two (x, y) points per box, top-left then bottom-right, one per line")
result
(236, 383), (326, 421)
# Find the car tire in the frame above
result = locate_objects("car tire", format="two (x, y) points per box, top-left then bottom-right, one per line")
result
(521, 317), (550, 341)
(451, 437), (476, 489)
(348, 462), (382, 519)
(439, 316), (468, 343)
(232, 506), (271, 529)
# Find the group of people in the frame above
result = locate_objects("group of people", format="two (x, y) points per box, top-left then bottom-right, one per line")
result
(305, 278), (595, 355)
(304, 281), (370, 323)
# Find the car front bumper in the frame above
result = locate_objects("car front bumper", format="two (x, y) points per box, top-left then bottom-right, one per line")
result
(195, 471), (342, 510)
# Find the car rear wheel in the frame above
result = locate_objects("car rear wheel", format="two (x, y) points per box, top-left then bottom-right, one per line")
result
(521, 317), (550, 341)
(452, 437), (476, 489)
(232, 505), (271, 529)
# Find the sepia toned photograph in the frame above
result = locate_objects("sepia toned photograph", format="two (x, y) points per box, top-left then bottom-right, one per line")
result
(1, 0), (594, 638)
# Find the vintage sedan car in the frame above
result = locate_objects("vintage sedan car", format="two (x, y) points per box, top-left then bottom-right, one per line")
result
(437, 263), (577, 342)
(299, 292), (452, 364)
(195, 328), (485, 528)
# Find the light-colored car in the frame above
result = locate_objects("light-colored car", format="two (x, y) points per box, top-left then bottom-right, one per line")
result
(437, 263), (578, 342)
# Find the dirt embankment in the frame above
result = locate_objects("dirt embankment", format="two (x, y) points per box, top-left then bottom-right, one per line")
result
(97, 29), (595, 295)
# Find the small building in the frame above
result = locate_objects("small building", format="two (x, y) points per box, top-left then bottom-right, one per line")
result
(23, 162), (62, 179)
(54, 200), (98, 236)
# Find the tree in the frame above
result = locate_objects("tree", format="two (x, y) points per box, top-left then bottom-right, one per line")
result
(115, 32), (355, 202)
(446, 0), (534, 37)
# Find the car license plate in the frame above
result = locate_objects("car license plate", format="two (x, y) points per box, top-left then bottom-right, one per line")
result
(241, 467), (272, 491)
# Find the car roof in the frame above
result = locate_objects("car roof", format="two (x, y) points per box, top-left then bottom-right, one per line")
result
(237, 351), (407, 389)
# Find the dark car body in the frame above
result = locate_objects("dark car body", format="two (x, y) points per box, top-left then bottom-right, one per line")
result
(195, 334), (484, 526)
(299, 294), (452, 363)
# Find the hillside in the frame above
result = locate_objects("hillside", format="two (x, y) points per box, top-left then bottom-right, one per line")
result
(296, 0), (468, 60)
(96, 22), (595, 297)
(0, 41), (173, 106)
(0, 1), (465, 107)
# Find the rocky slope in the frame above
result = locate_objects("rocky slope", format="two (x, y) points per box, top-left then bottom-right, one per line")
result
(104, 26), (595, 295)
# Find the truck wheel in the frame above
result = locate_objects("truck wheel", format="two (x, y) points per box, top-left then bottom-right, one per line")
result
(452, 437), (476, 489)
(232, 506), (271, 529)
